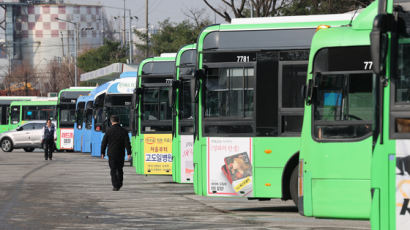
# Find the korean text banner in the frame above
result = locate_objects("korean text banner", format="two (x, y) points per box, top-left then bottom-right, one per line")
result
(144, 134), (172, 175)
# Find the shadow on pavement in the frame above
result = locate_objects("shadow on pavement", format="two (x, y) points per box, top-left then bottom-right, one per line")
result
(231, 206), (298, 213)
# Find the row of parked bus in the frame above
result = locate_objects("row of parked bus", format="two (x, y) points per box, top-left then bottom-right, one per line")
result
(0, 0), (403, 229)
(0, 87), (94, 152)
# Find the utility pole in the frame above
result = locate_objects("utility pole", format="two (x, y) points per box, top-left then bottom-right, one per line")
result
(123, 0), (126, 46)
(129, 13), (133, 64)
(56, 17), (78, 87)
(145, 0), (149, 58)
(60, 31), (65, 57)
(74, 23), (78, 87)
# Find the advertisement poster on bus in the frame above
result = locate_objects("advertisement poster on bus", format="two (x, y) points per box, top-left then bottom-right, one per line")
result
(180, 135), (194, 183)
(396, 140), (410, 230)
(144, 134), (172, 175)
(207, 137), (253, 197)
(60, 128), (74, 150)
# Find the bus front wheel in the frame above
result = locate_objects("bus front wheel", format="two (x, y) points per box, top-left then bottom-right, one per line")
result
(290, 166), (298, 207)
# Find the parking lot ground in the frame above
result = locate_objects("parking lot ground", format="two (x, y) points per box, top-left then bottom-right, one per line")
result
(0, 150), (370, 230)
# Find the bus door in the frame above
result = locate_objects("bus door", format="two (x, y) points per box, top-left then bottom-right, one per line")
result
(278, 60), (307, 135)
(201, 56), (256, 197)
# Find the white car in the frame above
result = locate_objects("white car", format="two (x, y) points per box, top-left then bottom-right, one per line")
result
(0, 121), (53, 152)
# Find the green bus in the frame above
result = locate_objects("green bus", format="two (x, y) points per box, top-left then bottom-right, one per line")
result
(56, 87), (94, 151)
(370, 0), (410, 229)
(131, 54), (176, 175)
(298, 3), (376, 219)
(9, 98), (58, 131)
(171, 44), (197, 183)
(193, 14), (354, 203)
(0, 96), (37, 133)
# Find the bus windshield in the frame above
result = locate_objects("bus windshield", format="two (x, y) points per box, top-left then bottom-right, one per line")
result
(203, 67), (255, 135)
(105, 95), (132, 130)
(141, 86), (172, 132)
(85, 102), (93, 130)
(392, 41), (410, 134)
(205, 67), (255, 118)
(75, 102), (85, 128)
(142, 87), (171, 121)
(312, 46), (373, 140)
(107, 106), (130, 129)
(59, 104), (76, 127)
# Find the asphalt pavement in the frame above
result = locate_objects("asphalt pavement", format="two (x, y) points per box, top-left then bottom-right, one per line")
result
(0, 150), (371, 230)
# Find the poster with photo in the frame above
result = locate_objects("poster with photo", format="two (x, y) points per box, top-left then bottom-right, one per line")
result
(180, 135), (194, 183)
(396, 140), (410, 230)
(207, 137), (253, 197)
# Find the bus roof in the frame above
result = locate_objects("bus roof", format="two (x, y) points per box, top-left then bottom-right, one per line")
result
(307, 2), (377, 76)
(120, 71), (138, 78)
(160, 53), (177, 58)
(107, 76), (137, 94)
(76, 95), (90, 104)
(89, 81), (112, 99)
(309, 2), (377, 52)
(176, 44), (197, 67)
(138, 56), (176, 76)
(230, 12), (357, 25)
(10, 99), (58, 106)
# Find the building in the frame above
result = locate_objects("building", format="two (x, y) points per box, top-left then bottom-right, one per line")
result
(0, 0), (105, 88)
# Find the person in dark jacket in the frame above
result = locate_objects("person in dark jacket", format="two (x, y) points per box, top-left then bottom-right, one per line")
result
(43, 119), (56, 160)
(101, 115), (132, 191)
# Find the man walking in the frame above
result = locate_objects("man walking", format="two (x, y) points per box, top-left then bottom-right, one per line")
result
(101, 115), (132, 191)
(43, 119), (56, 160)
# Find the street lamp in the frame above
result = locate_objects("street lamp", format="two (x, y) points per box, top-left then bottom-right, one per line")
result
(55, 17), (78, 87)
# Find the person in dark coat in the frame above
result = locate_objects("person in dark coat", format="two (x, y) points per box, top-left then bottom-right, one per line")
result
(101, 115), (132, 191)
(43, 119), (56, 160)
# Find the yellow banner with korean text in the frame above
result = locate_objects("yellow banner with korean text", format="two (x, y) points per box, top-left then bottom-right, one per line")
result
(144, 134), (173, 175)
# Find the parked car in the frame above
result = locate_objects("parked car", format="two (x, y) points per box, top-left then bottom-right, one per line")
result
(0, 121), (53, 152)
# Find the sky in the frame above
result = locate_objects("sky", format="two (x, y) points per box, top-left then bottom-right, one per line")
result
(65, 0), (226, 28)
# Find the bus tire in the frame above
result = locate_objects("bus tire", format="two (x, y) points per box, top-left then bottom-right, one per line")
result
(290, 165), (298, 207)
(1, 138), (14, 152)
(23, 147), (35, 152)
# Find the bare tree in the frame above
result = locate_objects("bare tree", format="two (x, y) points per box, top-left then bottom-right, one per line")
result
(43, 57), (76, 95)
(203, 0), (290, 22)
(183, 8), (212, 28)
(11, 61), (37, 96)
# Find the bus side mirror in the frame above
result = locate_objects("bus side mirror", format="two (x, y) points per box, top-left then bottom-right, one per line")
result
(370, 14), (392, 75)
(306, 78), (318, 105)
(135, 87), (143, 97)
(168, 80), (181, 107)
(193, 69), (205, 103)
(301, 84), (307, 100)
(190, 79), (196, 104)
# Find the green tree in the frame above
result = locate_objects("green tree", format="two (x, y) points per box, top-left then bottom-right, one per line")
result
(77, 40), (128, 72)
(135, 18), (211, 58)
